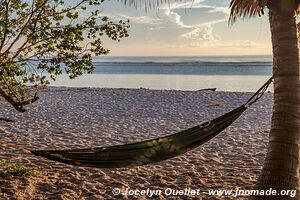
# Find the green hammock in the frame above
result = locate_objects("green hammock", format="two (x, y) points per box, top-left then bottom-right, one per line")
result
(31, 76), (273, 168)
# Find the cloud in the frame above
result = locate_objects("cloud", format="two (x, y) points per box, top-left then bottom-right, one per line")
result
(179, 17), (227, 42)
(163, 4), (227, 43)
(206, 6), (230, 15)
(165, 9), (191, 28)
(187, 40), (258, 48)
(147, 26), (167, 31)
(160, 3), (255, 49)
(160, 0), (230, 15)
(119, 15), (163, 25)
(159, 39), (258, 52)
(181, 25), (219, 41)
(188, 4), (230, 15)
(104, 14), (163, 25)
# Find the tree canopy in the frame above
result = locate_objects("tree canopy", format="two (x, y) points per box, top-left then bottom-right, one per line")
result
(0, 0), (129, 112)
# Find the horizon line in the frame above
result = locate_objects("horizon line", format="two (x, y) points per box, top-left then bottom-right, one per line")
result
(96, 54), (272, 57)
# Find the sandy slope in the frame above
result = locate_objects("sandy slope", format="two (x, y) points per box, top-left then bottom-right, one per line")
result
(0, 87), (273, 199)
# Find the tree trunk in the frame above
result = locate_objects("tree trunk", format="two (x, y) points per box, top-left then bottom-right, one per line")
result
(251, 2), (300, 200)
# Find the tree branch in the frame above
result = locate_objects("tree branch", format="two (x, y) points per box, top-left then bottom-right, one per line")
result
(0, 87), (39, 112)
(42, 0), (88, 19)
(3, 0), (48, 55)
(0, 0), (10, 52)
(12, 7), (46, 60)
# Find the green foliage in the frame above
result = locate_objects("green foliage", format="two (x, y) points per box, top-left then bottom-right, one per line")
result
(0, 160), (36, 177)
(0, 0), (129, 112)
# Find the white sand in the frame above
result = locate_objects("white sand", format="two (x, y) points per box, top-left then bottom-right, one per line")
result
(0, 87), (273, 199)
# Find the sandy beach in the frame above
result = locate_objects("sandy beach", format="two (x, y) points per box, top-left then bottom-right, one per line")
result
(0, 87), (273, 199)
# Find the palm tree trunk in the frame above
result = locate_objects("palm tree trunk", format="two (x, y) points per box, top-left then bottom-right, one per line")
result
(251, 2), (300, 200)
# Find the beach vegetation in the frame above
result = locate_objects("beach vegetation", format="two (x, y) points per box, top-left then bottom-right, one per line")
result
(0, 160), (36, 177)
(0, 0), (129, 112)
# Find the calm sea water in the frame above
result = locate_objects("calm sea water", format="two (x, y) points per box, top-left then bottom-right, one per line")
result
(48, 55), (273, 92)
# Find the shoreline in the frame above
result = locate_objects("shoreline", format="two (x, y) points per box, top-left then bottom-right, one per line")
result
(41, 85), (274, 94)
(0, 87), (273, 199)
(47, 74), (274, 93)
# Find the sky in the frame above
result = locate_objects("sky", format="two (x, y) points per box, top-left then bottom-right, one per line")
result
(90, 0), (272, 56)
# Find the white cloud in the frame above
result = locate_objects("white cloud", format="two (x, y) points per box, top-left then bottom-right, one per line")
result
(119, 15), (163, 25)
(163, 5), (227, 43)
(102, 0), (230, 44)
(181, 25), (219, 41)
(160, 0), (230, 15)
(187, 40), (257, 48)
(159, 39), (258, 51)
(206, 6), (230, 15)
(104, 14), (163, 25)
(148, 26), (167, 31)
(165, 9), (191, 28)
(188, 4), (230, 15)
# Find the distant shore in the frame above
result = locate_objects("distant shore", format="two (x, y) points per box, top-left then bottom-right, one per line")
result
(0, 87), (273, 199)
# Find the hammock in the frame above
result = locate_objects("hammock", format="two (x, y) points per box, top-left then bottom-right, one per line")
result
(31, 76), (273, 168)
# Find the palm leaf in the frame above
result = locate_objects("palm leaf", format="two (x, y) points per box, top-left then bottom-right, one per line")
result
(229, 0), (268, 24)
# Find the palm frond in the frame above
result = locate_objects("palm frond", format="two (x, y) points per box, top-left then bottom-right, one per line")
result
(229, 0), (268, 24)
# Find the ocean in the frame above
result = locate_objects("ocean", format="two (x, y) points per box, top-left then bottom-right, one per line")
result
(48, 55), (273, 92)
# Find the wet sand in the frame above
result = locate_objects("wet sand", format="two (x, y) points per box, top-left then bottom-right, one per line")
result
(0, 87), (273, 199)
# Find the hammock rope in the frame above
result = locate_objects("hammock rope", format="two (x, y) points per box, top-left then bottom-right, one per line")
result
(31, 76), (274, 168)
(244, 75), (273, 108)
